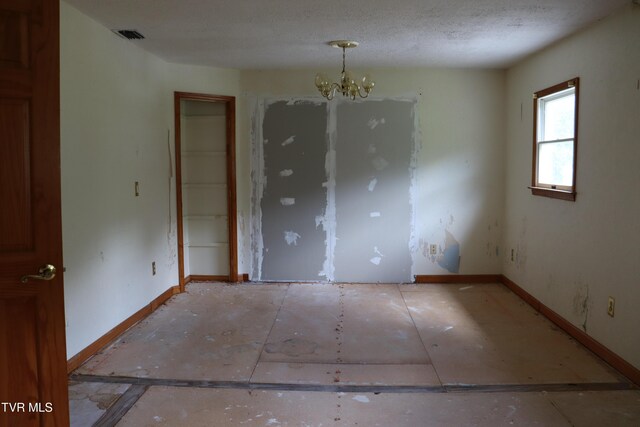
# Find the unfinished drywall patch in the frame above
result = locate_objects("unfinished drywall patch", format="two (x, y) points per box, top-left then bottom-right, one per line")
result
(252, 97), (417, 283)
(319, 102), (338, 281)
(259, 100), (328, 281)
(334, 100), (415, 282)
(437, 230), (461, 273)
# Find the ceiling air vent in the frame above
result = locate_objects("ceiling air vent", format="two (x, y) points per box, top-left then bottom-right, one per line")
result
(112, 29), (145, 40)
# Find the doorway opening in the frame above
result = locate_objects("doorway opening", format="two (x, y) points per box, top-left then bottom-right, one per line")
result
(174, 92), (237, 290)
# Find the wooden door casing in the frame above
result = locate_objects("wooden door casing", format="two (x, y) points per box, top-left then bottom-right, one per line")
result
(174, 92), (238, 289)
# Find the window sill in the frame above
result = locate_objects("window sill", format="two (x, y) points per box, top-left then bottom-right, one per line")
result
(528, 186), (576, 201)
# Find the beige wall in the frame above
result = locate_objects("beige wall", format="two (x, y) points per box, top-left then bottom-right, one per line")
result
(61, 0), (505, 356)
(503, 5), (640, 369)
(60, 2), (240, 357)
(239, 69), (506, 278)
(61, 0), (639, 373)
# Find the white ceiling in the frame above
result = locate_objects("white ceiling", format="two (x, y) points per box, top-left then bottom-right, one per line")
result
(65, 0), (629, 69)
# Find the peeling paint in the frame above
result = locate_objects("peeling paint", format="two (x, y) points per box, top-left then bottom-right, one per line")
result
(285, 98), (324, 107)
(437, 230), (461, 273)
(369, 212), (381, 218)
(279, 169), (293, 177)
(367, 178), (378, 192)
(284, 231), (301, 246)
(367, 144), (377, 154)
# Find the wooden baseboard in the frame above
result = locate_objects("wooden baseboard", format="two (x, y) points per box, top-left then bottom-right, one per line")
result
(66, 285), (180, 373)
(185, 274), (250, 284)
(501, 275), (640, 386)
(414, 274), (502, 284)
(186, 275), (228, 283)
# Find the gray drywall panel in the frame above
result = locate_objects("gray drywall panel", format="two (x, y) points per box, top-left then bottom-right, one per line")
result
(334, 100), (415, 282)
(260, 101), (328, 281)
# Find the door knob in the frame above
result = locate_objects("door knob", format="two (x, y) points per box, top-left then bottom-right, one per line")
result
(21, 264), (56, 283)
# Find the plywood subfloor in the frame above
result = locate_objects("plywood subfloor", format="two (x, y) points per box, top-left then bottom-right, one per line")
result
(70, 282), (638, 426)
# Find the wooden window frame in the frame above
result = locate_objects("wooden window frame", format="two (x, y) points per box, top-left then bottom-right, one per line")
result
(530, 77), (579, 201)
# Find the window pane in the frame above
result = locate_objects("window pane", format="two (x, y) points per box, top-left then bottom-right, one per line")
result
(538, 140), (574, 186)
(541, 93), (575, 141)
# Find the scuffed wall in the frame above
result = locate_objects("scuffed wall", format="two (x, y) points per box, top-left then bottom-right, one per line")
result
(62, 0), (506, 358)
(240, 69), (505, 280)
(60, 1), (240, 358)
(503, 4), (640, 370)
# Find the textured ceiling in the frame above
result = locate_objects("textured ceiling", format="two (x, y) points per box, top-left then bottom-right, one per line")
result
(65, 0), (629, 69)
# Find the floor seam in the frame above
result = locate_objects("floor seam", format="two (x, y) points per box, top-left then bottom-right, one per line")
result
(70, 374), (636, 395)
(248, 282), (291, 383)
(92, 383), (148, 427)
(254, 361), (432, 366)
(398, 284), (445, 387)
(546, 395), (578, 427)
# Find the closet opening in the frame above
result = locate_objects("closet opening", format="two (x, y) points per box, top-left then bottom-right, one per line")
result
(174, 92), (237, 290)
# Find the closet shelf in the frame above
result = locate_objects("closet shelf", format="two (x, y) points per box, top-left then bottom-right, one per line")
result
(182, 183), (227, 188)
(183, 114), (225, 118)
(185, 242), (229, 248)
(181, 151), (226, 156)
(184, 215), (228, 220)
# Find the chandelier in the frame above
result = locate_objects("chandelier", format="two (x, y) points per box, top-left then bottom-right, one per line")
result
(314, 40), (375, 100)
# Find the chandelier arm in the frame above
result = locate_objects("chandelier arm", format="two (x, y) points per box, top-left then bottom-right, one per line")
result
(330, 82), (341, 100)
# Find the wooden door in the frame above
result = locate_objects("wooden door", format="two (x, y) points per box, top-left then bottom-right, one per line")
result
(0, 1), (69, 426)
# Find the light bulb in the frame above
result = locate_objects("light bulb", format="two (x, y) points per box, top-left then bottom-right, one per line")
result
(315, 73), (329, 89)
(362, 74), (375, 92)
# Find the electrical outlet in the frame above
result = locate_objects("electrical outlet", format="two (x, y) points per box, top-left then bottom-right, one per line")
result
(152, 261), (156, 276)
(135, 181), (140, 197)
(607, 297), (615, 317)
(429, 244), (437, 255)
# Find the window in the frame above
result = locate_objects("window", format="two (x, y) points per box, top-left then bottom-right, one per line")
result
(531, 78), (579, 201)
